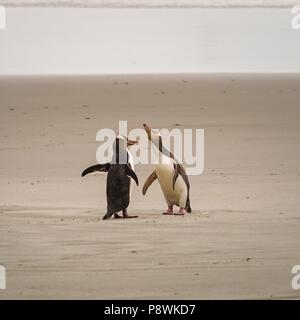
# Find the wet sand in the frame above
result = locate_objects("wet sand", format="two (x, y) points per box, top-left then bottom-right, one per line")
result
(0, 74), (300, 299)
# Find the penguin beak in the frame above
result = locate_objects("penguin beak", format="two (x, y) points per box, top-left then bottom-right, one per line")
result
(126, 138), (138, 146)
(143, 123), (152, 140)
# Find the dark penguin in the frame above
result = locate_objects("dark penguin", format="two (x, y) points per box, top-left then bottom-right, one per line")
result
(81, 136), (139, 220)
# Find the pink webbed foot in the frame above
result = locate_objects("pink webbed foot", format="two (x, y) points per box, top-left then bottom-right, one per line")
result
(174, 207), (187, 216)
(163, 205), (174, 215)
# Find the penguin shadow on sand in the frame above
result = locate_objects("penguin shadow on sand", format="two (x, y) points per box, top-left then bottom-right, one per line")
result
(142, 123), (192, 216)
(81, 136), (139, 220)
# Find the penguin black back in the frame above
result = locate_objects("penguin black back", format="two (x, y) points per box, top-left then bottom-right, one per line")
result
(105, 164), (132, 218)
(82, 136), (138, 220)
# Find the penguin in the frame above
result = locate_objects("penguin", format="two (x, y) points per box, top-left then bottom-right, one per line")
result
(142, 123), (191, 215)
(81, 136), (139, 220)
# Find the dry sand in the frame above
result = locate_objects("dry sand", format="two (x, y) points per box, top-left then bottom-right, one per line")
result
(0, 74), (300, 299)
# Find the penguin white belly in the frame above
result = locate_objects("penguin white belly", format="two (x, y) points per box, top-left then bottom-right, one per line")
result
(155, 163), (188, 208)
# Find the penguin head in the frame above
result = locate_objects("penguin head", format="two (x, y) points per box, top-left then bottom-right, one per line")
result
(143, 123), (175, 161)
(112, 135), (138, 164)
(143, 123), (162, 149)
(116, 135), (138, 148)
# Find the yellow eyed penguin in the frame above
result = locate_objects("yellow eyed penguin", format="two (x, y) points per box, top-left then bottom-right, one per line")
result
(81, 136), (139, 220)
(142, 123), (192, 215)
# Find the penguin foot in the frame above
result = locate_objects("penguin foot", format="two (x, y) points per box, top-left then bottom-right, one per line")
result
(122, 210), (138, 219)
(114, 213), (122, 219)
(163, 205), (174, 215)
(174, 207), (186, 216)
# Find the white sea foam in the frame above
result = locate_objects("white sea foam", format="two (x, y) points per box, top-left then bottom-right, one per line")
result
(1, 7), (300, 74)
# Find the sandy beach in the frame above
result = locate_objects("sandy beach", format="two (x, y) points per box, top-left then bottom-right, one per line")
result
(0, 73), (300, 299)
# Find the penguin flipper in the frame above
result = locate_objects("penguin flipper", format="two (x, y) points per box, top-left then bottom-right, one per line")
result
(142, 170), (157, 195)
(81, 163), (110, 177)
(172, 164), (190, 190)
(126, 165), (139, 186)
(185, 195), (192, 213)
(172, 164), (192, 212)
